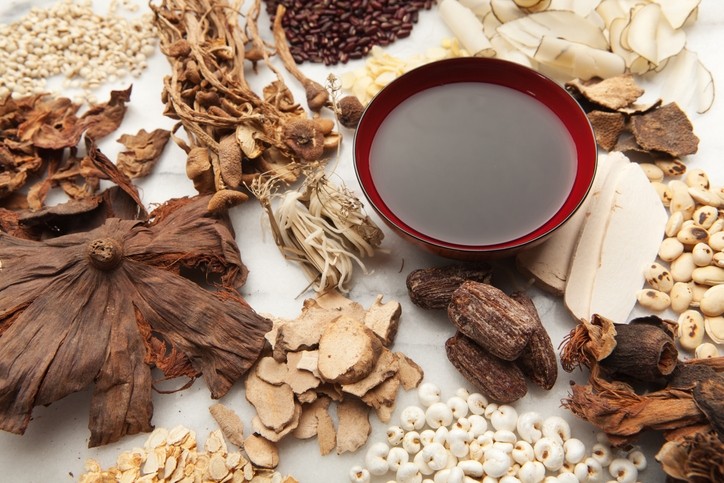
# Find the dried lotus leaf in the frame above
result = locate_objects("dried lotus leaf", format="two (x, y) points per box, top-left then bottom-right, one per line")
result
(587, 110), (626, 151)
(566, 75), (645, 111)
(631, 103), (699, 157)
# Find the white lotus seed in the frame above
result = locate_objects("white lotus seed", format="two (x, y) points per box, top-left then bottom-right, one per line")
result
(574, 458), (603, 482)
(591, 443), (613, 467)
(420, 429), (436, 447)
(468, 414), (488, 437)
(484, 403), (499, 420)
(426, 402), (454, 429)
(418, 382), (442, 407)
(403, 431), (422, 454)
(434, 426), (449, 446)
(512, 440), (535, 465)
(467, 393), (488, 415)
(421, 442), (448, 471)
(455, 387), (470, 400)
(483, 447), (513, 478)
(401, 406), (427, 431)
(387, 446), (410, 471)
(469, 439), (485, 461)
(458, 459), (484, 477)
(349, 466), (371, 483)
(397, 461), (423, 483)
(626, 449), (647, 471)
(556, 473), (580, 483)
(365, 442), (390, 476)
(607, 457), (638, 483)
(563, 438), (587, 465)
(387, 426), (405, 446)
(495, 429), (518, 445)
(447, 396), (469, 419)
(518, 460), (546, 483)
(413, 450), (435, 476)
(534, 437), (565, 472)
(453, 417), (471, 432)
(542, 416), (571, 443)
(500, 476), (523, 483)
(450, 440), (470, 459)
(517, 412), (544, 443)
(491, 405), (519, 432)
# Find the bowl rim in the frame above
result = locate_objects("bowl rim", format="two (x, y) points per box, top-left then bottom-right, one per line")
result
(353, 57), (598, 254)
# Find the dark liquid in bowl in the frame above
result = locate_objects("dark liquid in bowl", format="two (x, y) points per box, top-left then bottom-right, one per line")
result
(369, 82), (577, 246)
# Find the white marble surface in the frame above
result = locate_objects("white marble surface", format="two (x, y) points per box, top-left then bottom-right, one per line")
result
(1, 1), (723, 482)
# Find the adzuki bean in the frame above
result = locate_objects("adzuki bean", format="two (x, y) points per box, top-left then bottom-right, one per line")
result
(264, 0), (434, 65)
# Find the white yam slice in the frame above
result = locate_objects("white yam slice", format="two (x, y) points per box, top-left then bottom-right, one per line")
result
(564, 151), (631, 322)
(656, 48), (715, 114)
(439, 0), (495, 57)
(627, 3), (686, 66)
(458, 0), (493, 18)
(516, 150), (620, 295)
(588, 163), (668, 322)
(317, 316), (382, 384)
(549, 0), (601, 17)
(534, 36), (626, 80)
(608, 17), (643, 69)
(482, 11), (503, 40)
(651, 0), (700, 29)
(595, 0), (628, 29)
(490, 0), (525, 23)
(335, 399), (371, 454)
(489, 34), (537, 68)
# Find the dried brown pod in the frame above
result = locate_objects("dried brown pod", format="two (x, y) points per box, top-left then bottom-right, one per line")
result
(445, 332), (528, 403)
(587, 110), (626, 151)
(448, 281), (537, 361)
(406, 263), (493, 310)
(600, 321), (678, 382)
(510, 292), (558, 390)
(0, 195), (270, 446)
(631, 102), (700, 157)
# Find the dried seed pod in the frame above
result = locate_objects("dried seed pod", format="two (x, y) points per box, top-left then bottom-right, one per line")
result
(510, 292), (558, 390)
(708, 232), (724, 251)
(677, 225), (709, 246)
(692, 243), (714, 267)
(448, 281), (537, 361)
(655, 158), (687, 177)
(665, 211), (685, 237)
(691, 266), (724, 286)
(685, 168), (710, 190)
(689, 187), (721, 207)
(670, 282), (694, 313)
(445, 332), (527, 404)
(406, 264), (492, 309)
(598, 319), (678, 382)
(692, 205), (718, 229)
(671, 253), (696, 283)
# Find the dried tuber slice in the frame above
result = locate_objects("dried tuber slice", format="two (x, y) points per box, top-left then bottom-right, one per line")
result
(335, 398), (371, 455)
(243, 434), (279, 469)
(244, 371), (297, 432)
(317, 316), (382, 385)
(566, 75), (645, 111)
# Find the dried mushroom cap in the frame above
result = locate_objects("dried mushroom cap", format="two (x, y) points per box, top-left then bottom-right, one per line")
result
(0, 195), (270, 447)
(337, 95), (365, 129)
(631, 102), (700, 157)
(587, 110), (626, 151)
(282, 118), (325, 161)
(566, 75), (645, 111)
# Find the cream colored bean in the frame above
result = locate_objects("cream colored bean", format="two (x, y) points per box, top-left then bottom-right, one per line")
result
(708, 231), (724, 251)
(695, 342), (719, 358)
(656, 159), (687, 177)
(692, 205), (719, 229)
(644, 262), (674, 292)
(669, 180), (696, 219)
(658, 237), (685, 262)
(665, 212), (685, 237)
(670, 282), (694, 313)
(677, 225), (709, 245)
(677, 310), (705, 351)
(685, 168), (710, 190)
(699, 284), (724, 316)
(713, 252), (724, 268)
(671, 253), (696, 282)
(689, 187), (721, 207)
(651, 181), (672, 207)
(636, 289), (671, 312)
(704, 315), (724, 343)
(689, 282), (709, 307)
(710, 218), (724, 235)
(639, 163), (664, 182)
(692, 243), (714, 267)
(692, 266), (724, 286)
(714, 186), (724, 204)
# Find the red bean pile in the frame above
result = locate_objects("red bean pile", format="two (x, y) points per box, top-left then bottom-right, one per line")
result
(264, 0), (434, 65)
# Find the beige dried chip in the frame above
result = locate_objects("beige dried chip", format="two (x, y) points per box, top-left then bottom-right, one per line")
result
(395, 352), (425, 390)
(209, 403), (245, 447)
(567, 75), (645, 111)
(587, 110), (626, 151)
(243, 435), (279, 469)
(256, 356), (289, 385)
(245, 371), (297, 432)
(341, 347), (399, 398)
(631, 103), (700, 157)
(292, 396), (332, 440)
(335, 399), (371, 454)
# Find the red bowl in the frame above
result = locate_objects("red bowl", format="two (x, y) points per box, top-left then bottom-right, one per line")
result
(353, 57), (597, 260)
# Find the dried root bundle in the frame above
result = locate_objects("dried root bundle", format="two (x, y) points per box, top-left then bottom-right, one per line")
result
(252, 170), (383, 293)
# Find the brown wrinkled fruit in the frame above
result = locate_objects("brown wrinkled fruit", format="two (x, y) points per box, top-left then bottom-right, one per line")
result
(510, 292), (558, 390)
(445, 332), (527, 403)
(406, 263), (492, 310)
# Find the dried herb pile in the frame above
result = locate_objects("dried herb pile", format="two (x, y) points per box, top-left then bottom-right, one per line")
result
(0, 192), (272, 447)
(560, 314), (724, 482)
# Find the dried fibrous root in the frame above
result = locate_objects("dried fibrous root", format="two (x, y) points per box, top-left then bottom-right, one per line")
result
(656, 431), (724, 483)
(560, 314), (618, 372)
(251, 169), (382, 294)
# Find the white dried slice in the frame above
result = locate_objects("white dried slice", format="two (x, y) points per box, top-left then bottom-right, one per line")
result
(489, 33), (536, 67)
(514, 0), (543, 8)
(589, 163), (668, 322)
(511, 10), (609, 50)
(491, 0), (526, 23)
(627, 3), (686, 66)
(482, 11), (503, 39)
(595, 0), (629, 29)
(439, 0), (495, 57)
(243, 435), (279, 469)
(534, 36), (626, 80)
(651, 0), (700, 29)
(549, 0), (601, 17)
(565, 151), (631, 322)
(458, 0), (493, 18)
(335, 399), (372, 454)
(655, 48), (715, 114)
(608, 16), (644, 69)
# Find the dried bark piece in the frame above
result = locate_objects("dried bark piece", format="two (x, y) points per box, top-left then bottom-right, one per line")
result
(510, 292), (558, 390)
(341, 347), (399, 398)
(244, 371), (296, 432)
(317, 316), (382, 385)
(631, 102), (699, 157)
(363, 294), (401, 346)
(292, 396), (332, 440)
(335, 398), (371, 454)
(243, 434), (279, 469)
(116, 128), (171, 179)
(448, 281), (537, 361)
(587, 110), (626, 151)
(209, 403), (245, 447)
(395, 352), (424, 391)
(446, 332), (528, 404)
(566, 75), (645, 111)
(406, 263), (492, 310)
(0, 195), (267, 447)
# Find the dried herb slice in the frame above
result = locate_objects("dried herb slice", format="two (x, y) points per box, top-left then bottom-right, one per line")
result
(0, 195), (269, 446)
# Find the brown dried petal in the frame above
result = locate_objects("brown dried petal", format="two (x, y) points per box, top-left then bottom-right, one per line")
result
(116, 128), (171, 179)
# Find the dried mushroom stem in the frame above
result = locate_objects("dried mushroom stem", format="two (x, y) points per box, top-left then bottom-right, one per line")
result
(272, 5), (329, 112)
